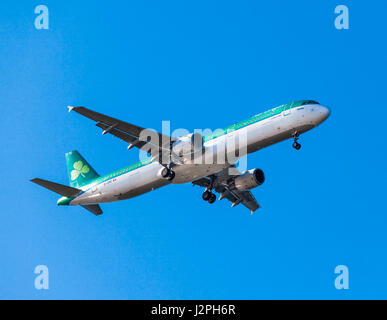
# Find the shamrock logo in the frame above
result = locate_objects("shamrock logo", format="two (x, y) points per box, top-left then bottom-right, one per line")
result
(71, 161), (90, 180)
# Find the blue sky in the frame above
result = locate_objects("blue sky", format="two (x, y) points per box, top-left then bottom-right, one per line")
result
(1, 0), (386, 299)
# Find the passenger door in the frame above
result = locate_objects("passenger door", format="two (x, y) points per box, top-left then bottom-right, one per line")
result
(283, 107), (291, 116)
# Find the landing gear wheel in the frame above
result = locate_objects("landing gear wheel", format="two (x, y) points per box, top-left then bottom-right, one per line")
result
(161, 167), (175, 181)
(202, 191), (211, 201)
(168, 170), (175, 181)
(293, 142), (301, 150)
(161, 167), (170, 178)
(292, 131), (301, 150)
(208, 193), (216, 204)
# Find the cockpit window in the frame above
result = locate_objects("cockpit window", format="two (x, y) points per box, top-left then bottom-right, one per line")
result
(301, 100), (319, 105)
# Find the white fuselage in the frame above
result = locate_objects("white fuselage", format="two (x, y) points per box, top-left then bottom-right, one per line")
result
(70, 104), (330, 206)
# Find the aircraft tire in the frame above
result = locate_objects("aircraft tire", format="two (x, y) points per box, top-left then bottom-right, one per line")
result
(202, 191), (211, 201)
(208, 194), (216, 204)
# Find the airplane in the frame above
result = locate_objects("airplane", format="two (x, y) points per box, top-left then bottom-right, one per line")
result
(31, 100), (330, 216)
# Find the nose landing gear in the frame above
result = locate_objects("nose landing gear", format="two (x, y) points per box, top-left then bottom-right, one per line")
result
(292, 131), (301, 150)
(293, 142), (301, 150)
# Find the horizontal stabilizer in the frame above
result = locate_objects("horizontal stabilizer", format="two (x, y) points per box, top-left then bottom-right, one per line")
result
(31, 178), (82, 198)
(81, 204), (103, 216)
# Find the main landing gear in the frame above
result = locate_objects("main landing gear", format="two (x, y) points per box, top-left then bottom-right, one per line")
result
(202, 190), (216, 204)
(292, 131), (301, 150)
(161, 167), (175, 181)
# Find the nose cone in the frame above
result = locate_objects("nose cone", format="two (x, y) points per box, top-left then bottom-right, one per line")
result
(321, 106), (331, 120)
(315, 105), (330, 125)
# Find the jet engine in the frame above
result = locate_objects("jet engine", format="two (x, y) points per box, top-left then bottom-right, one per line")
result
(172, 133), (204, 157)
(233, 169), (265, 191)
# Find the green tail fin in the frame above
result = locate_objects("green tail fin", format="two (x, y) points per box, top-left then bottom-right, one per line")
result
(65, 150), (99, 188)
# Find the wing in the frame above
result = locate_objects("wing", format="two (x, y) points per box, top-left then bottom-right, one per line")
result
(193, 167), (261, 214)
(68, 106), (173, 161)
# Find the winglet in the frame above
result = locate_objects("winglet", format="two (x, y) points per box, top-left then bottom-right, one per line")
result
(67, 106), (75, 113)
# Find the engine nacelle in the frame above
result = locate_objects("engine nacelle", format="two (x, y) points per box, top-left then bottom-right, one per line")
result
(233, 169), (265, 191)
(172, 132), (203, 157)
